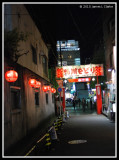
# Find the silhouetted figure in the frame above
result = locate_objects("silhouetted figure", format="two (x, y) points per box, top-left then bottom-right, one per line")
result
(73, 99), (76, 110)
(82, 98), (86, 112)
(90, 97), (93, 110)
(78, 98), (81, 108)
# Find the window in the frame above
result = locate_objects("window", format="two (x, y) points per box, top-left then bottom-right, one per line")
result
(46, 93), (48, 104)
(52, 94), (54, 103)
(68, 54), (72, 59)
(31, 44), (37, 64)
(42, 55), (48, 75)
(11, 87), (21, 110)
(35, 91), (39, 106)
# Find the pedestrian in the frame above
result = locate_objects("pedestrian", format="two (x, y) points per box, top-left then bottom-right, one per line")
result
(82, 98), (86, 112)
(72, 99), (76, 110)
(90, 97), (93, 110)
(73, 95), (76, 110)
(78, 98), (81, 108)
(86, 98), (88, 108)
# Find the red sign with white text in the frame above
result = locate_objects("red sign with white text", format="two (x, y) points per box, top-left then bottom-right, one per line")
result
(56, 64), (104, 78)
(68, 78), (91, 83)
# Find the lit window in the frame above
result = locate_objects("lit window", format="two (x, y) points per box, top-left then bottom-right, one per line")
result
(59, 55), (63, 59)
(56, 44), (60, 47)
(67, 43), (70, 46)
(68, 55), (72, 59)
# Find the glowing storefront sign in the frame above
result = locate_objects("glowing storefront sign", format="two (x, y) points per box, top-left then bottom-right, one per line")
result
(68, 78), (91, 83)
(56, 64), (104, 78)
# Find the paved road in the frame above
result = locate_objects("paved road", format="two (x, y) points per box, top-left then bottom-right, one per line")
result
(36, 106), (116, 158)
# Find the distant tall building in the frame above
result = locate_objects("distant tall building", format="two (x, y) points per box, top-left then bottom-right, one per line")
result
(56, 40), (80, 66)
(56, 40), (82, 100)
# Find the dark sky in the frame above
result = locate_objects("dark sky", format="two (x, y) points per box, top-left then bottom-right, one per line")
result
(25, 3), (115, 64)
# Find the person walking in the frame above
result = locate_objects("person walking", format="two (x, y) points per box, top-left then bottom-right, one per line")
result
(73, 99), (75, 110)
(82, 98), (86, 112)
(73, 95), (76, 110)
(78, 98), (81, 108)
(90, 97), (93, 110)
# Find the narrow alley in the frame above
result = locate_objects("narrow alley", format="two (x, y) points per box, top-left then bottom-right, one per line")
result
(34, 105), (116, 157)
(5, 104), (116, 158)
(3, 3), (117, 158)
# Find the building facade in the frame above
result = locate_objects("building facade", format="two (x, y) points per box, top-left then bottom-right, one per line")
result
(4, 4), (55, 152)
(57, 40), (80, 66)
(102, 8), (116, 118)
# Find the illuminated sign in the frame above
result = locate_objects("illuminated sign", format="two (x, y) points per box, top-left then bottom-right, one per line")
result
(56, 64), (104, 78)
(68, 78), (91, 83)
(56, 79), (63, 87)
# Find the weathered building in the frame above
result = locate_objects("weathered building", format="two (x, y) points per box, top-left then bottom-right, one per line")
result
(102, 7), (116, 117)
(4, 4), (56, 151)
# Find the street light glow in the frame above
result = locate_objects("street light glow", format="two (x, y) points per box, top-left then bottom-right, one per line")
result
(92, 78), (95, 81)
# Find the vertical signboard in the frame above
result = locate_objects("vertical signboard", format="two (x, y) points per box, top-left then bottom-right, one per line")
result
(56, 80), (63, 88)
(96, 84), (102, 114)
(62, 87), (65, 112)
(56, 79), (65, 112)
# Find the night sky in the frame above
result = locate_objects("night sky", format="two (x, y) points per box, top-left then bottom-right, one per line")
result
(25, 3), (115, 64)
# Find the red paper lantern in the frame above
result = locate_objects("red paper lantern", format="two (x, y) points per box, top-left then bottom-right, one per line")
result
(51, 88), (56, 93)
(5, 70), (18, 82)
(47, 86), (51, 90)
(34, 81), (41, 88)
(28, 79), (36, 87)
(42, 86), (48, 92)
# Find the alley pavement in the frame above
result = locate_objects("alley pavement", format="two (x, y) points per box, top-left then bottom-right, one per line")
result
(36, 106), (116, 158)
(4, 104), (117, 158)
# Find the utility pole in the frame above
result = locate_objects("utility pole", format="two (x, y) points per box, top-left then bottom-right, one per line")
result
(60, 41), (62, 67)
(97, 76), (99, 84)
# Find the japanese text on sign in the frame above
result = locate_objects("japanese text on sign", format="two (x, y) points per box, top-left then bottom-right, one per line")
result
(56, 64), (104, 78)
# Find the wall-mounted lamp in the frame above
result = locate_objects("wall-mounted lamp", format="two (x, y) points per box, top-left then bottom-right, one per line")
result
(92, 77), (95, 81)
(28, 79), (36, 87)
(47, 86), (51, 91)
(108, 68), (112, 72)
(28, 79), (41, 88)
(34, 81), (41, 88)
(42, 86), (48, 92)
(51, 88), (56, 93)
(5, 70), (18, 82)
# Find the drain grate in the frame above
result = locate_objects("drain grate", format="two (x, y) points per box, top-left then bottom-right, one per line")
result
(68, 140), (87, 144)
